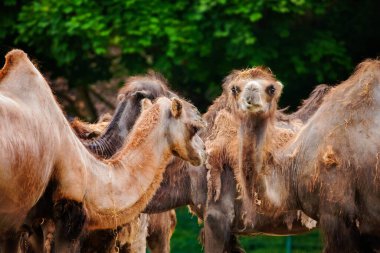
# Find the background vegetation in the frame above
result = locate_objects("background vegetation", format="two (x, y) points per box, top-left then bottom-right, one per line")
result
(1, 0), (379, 252)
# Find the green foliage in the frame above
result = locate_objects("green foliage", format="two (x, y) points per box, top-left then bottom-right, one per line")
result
(2, 0), (379, 110)
(169, 208), (323, 253)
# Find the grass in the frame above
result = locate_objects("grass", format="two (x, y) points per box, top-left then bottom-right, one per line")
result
(167, 207), (323, 253)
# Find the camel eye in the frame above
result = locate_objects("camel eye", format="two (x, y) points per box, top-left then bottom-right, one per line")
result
(231, 86), (240, 96)
(189, 125), (199, 136)
(267, 85), (276, 96)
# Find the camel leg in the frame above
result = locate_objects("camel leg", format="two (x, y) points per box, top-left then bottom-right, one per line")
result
(320, 213), (369, 253)
(147, 212), (176, 253)
(53, 199), (85, 253)
(204, 168), (236, 253)
(40, 219), (55, 253)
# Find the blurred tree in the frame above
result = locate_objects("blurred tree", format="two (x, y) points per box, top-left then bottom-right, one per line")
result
(1, 0), (379, 113)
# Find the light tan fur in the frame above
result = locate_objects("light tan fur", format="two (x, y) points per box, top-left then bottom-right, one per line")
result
(0, 50), (205, 236)
(70, 113), (112, 139)
(70, 114), (177, 253)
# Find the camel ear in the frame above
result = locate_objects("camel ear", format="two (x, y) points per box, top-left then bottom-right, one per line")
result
(276, 81), (284, 96)
(170, 97), (182, 118)
(117, 93), (125, 102)
(141, 98), (152, 111)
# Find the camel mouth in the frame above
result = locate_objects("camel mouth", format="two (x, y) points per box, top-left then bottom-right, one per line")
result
(240, 101), (264, 113)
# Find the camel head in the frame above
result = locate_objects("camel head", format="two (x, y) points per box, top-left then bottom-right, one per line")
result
(114, 72), (171, 135)
(143, 97), (206, 166)
(223, 67), (283, 118)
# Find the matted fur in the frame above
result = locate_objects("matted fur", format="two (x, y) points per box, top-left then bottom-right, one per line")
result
(203, 66), (332, 253)
(205, 66), (282, 203)
(238, 59), (380, 252)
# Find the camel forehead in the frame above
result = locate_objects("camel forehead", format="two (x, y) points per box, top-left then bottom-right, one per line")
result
(156, 97), (203, 126)
(244, 79), (270, 91)
(120, 78), (166, 96)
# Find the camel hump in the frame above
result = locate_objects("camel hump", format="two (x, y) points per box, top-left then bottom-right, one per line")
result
(0, 49), (30, 81)
(354, 59), (380, 80)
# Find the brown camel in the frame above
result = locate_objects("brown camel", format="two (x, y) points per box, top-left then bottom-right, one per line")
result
(143, 71), (330, 252)
(212, 60), (380, 252)
(203, 67), (323, 253)
(23, 72), (180, 252)
(20, 63), (326, 253)
(0, 49), (205, 252)
(72, 106), (177, 253)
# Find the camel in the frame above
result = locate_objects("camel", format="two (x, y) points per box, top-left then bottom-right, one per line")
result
(77, 71), (173, 159)
(19, 62), (327, 253)
(51, 66), (328, 253)
(79, 210), (176, 253)
(20, 71), (180, 252)
(203, 67), (326, 252)
(143, 72), (330, 252)
(0, 49), (205, 252)
(72, 100), (178, 253)
(210, 60), (380, 252)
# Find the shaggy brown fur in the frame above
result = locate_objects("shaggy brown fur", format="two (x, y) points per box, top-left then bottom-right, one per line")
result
(0, 50), (205, 252)
(279, 84), (330, 123)
(206, 67), (282, 203)
(144, 68), (328, 253)
(203, 67), (327, 253)
(228, 60), (380, 253)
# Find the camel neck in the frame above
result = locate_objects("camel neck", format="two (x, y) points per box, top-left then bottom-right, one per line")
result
(238, 116), (268, 189)
(84, 98), (134, 158)
(57, 105), (174, 230)
(238, 114), (294, 213)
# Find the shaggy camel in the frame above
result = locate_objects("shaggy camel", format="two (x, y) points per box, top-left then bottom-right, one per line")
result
(0, 49), (205, 252)
(203, 67), (325, 253)
(143, 71), (330, 252)
(213, 60), (380, 252)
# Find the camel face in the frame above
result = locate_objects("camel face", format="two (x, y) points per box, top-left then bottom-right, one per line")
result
(160, 97), (206, 166)
(115, 78), (169, 137)
(229, 78), (282, 117)
(223, 67), (283, 118)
